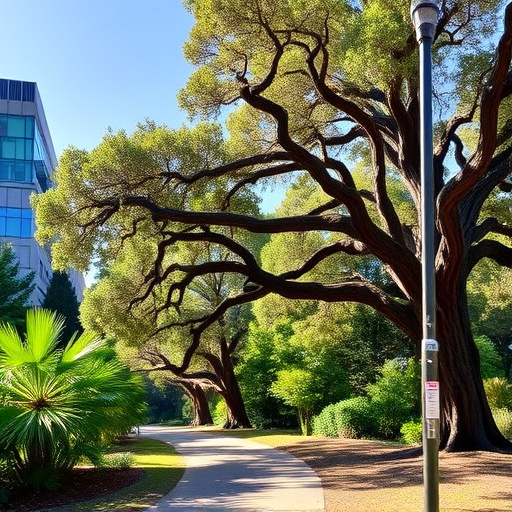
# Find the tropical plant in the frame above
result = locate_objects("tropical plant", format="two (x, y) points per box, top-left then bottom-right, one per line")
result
(0, 309), (146, 490)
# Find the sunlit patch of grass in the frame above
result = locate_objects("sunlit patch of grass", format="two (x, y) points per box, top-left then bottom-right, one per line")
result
(51, 438), (185, 511)
(207, 427), (305, 447)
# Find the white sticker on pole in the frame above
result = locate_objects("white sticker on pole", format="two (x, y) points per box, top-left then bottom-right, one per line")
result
(425, 381), (440, 419)
(422, 339), (439, 352)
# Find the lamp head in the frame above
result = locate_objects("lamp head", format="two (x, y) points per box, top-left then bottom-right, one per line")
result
(411, 0), (441, 42)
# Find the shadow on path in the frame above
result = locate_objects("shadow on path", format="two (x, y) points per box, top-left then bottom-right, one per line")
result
(141, 426), (325, 512)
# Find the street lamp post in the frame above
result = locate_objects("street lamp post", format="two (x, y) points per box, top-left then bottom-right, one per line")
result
(410, 2), (441, 512)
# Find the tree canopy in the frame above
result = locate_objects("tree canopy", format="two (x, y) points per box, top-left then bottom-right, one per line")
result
(34, 0), (512, 452)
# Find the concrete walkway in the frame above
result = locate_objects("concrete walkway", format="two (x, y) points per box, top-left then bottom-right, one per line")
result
(140, 425), (325, 512)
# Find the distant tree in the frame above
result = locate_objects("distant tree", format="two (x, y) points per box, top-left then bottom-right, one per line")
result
(475, 335), (506, 379)
(42, 270), (82, 346)
(0, 243), (34, 329)
(144, 375), (186, 424)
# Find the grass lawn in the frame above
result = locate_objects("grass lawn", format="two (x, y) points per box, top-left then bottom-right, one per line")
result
(52, 437), (185, 512)
(205, 427), (306, 447)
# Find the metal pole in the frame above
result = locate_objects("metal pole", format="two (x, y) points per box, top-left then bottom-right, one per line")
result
(413, 2), (441, 510)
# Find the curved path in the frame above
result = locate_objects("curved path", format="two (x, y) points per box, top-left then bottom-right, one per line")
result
(140, 425), (324, 512)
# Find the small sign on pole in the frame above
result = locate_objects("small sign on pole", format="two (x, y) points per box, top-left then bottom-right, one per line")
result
(425, 381), (440, 419)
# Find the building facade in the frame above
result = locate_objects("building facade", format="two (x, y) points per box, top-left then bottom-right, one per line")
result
(0, 78), (84, 304)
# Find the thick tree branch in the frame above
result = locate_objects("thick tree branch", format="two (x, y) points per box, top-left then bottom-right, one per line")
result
(469, 239), (512, 272)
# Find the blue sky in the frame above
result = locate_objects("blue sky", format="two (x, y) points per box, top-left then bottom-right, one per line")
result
(2, 0), (194, 157)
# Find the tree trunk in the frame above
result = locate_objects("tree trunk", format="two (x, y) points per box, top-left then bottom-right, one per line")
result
(200, 338), (253, 429)
(218, 358), (252, 429)
(437, 286), (512, 452)
(179, 380), (213, 426)
(298, 408), (313, 436)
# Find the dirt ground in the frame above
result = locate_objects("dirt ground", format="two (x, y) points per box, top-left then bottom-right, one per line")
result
(280, 437), (512, 512)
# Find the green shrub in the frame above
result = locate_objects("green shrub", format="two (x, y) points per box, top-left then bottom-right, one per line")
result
(313, 397), (376, 439)
(333, 397), (376, 439)
(313, 358), (421, 441)
(98, 452), (135, 469)
(312, 403), (338, 438)
(400, 419), (422, 445)
(492, 408), (512, 439)
(366, 358), (420, 439)
(484, 378), (512, 410)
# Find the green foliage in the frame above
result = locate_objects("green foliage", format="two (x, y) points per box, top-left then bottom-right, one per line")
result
(238, 319), (351, 433)
(475, 335), (505, 379)
(144, 377), (186, 424)
(42, 270), (82, 347)
(98, 451), (135, 469)
(313, 358), (420, 441)
(0, 243), (34, 330)
(236, 322), (300, 428)
(469, 262), (512, 376)
(313, 396), (376, 439)
(366, 358), (421, 439)
(0, 309), (147, 490)
(271, 368), (321, 435)
(212, 398), (227, 426)
(484, 378), (512, 410)
(400, 419), (422, 445)
(492, 408), (512, 440)
(31, 0), (512, 451)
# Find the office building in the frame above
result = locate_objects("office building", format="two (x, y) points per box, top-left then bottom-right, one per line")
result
(0, 78), (84, 304)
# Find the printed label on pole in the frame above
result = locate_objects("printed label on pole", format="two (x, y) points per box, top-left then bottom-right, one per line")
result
(425, 381), (440, 419)
(423, 339), (439, 352)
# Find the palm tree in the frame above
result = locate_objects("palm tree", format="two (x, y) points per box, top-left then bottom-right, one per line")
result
(0, 309), (146, 490)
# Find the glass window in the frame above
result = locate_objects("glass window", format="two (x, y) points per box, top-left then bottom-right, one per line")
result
(7, 116), (25, 137)
(14, 165), (25, 181)
(0, 208), (33, 238)
(0, 115), (7, 136)
(1, 139), (16, 159)
(15, 139), (25, 159)
(0, 162), (9, 180)
(5, 218), (20, 237)
(25, 117), (34, 138)
(25, 140), (33, 160)
(21, 219), (32, 237)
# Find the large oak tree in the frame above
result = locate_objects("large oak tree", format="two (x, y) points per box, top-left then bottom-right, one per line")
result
(35, 0), (512, 451)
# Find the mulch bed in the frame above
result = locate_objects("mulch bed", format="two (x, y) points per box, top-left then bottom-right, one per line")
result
(5, 467), (144, 511)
